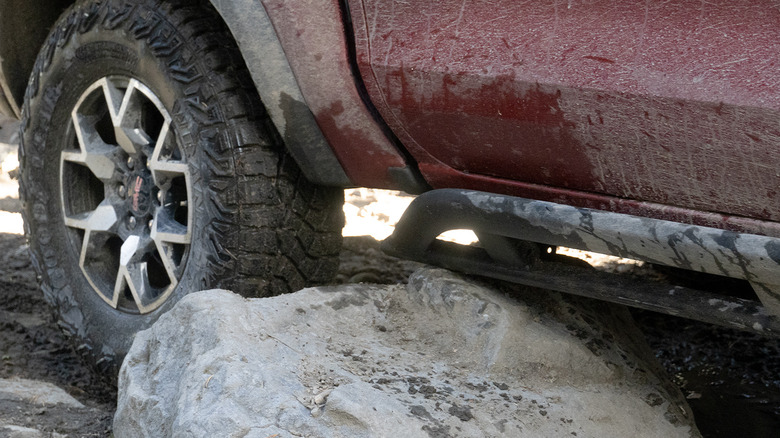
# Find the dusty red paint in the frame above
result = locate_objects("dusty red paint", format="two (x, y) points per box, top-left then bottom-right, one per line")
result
(260, 0), (408, 188)
(349, 0), (780, 228)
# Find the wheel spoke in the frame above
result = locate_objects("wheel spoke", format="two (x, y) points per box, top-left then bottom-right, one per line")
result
(113, 235), (141, 310)
(106, 78), (151, 155)
(73, 202), (121, 307)
(149, 124), (186, 173)
(116, 126), (152, 156)
(79, 230), (119, 308)
(114, 235), (170, 313)
(65, 200), (118, 231)
(101, 76), (124, 122)
(148, 108), (189, 187)
(152, 238), (182, 291)
(149, 207), (189, 289)
(68, 112), (117, 181)
(151, 209), (191, 245)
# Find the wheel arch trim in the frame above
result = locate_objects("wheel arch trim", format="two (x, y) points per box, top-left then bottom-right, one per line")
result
(204, 0), (355, 187)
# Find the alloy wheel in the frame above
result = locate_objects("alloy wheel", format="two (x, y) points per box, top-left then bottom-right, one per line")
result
(60, 76), (191, 314)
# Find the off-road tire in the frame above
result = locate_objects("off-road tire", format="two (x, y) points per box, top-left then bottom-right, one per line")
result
(19, 0), (344, 375)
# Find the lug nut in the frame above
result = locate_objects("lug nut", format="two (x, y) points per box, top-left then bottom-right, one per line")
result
(148, 219), (154, 230)
(127, 156), (134, 169)
(118, 185), (126, 198)
(128, 216), (137, 229)
(156, 190), (163, 204)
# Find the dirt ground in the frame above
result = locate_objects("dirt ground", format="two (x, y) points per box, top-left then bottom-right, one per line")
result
(1, 168), (780, 435)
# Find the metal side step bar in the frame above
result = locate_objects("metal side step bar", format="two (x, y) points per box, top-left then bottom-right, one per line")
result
(382, 189), (780, 337)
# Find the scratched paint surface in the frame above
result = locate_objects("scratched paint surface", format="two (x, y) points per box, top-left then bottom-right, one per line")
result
(350, 0), (780, 221)
(260, 0), (408, 188)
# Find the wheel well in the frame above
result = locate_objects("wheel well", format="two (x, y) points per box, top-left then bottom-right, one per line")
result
(0, 0), (74, 116)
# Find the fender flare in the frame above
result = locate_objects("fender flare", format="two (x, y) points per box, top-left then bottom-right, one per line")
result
(209, 0), (352, 187)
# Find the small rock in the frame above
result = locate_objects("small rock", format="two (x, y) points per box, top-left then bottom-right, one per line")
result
(0, 378), (85, 408)
(1, 425), (44, 438)
(314, 389), (332, 405)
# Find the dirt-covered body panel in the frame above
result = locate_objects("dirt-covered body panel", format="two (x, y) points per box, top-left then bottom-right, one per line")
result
(349, 0), (780, 232)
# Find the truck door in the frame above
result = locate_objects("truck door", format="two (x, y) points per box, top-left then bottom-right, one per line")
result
(347, 0), (780, 222)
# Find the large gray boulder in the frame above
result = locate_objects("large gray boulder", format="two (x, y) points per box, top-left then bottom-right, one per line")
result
(114, 268), (700, 437)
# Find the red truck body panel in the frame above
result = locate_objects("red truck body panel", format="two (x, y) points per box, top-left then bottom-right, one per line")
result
(347, 0), (780, 235)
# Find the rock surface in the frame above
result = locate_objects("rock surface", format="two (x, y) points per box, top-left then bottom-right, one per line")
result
(0, 378), (99, 437)
(0, 378), (85, 408)
(115, 267), (699, 437)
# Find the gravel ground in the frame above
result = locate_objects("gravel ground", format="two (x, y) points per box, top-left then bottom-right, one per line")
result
(1, 127), (779, 436)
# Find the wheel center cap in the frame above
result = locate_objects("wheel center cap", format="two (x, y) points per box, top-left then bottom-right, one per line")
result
(128, 172), (153, 217)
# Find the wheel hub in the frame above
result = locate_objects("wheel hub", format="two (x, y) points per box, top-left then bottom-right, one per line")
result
(125, 158), (155, 219)
(59, 76), (192, 314)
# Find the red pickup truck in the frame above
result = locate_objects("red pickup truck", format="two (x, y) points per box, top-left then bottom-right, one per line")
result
(2, 0), (779, 371)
